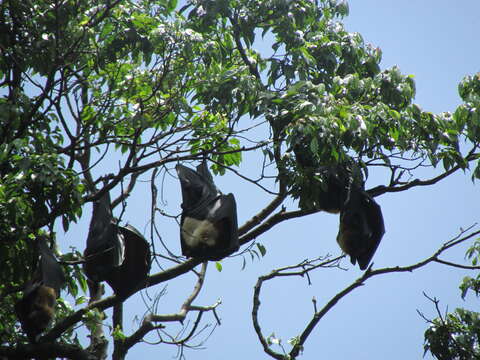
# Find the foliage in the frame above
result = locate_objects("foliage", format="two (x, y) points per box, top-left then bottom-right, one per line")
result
(424, 308), (480, 360)
(0, 0), (479, 359)
(423, 238), (480, 360)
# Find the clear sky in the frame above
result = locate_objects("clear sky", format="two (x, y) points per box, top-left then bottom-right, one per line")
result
(60, 1), (480, 359)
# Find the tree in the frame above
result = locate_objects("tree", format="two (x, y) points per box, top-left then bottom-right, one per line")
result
(0, 0), (479, 359)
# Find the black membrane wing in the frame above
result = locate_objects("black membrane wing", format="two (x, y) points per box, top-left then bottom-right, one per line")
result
(83, 191), (125, 283)
(336, 187), (385, 270)
(176, 164), (218, 211)
(37, 236), (65, 295)
(356, 194), (385, 269)
(315, 165), (349, 213)
(106, 224), (151, 298)
(176, 163), (239, 261)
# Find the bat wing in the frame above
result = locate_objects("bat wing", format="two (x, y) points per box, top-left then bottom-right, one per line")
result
(315, 166), (349, 213)
(106, 224), (151, 298)
(83, 191), (125, 283)
(356, 195), (385, 270)
(336, 187), (385, 270)
(37, 236), (65, 296)
(176, 164), (218, 212)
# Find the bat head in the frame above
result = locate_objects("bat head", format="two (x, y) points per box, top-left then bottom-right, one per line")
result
(15, 284), (57, 342)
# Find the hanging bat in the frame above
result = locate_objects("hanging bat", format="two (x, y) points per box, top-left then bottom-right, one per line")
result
(314, 165), (350, 213)
(83, 191), (124, 283)
(336, 184), (385, 270)
(106, 224), (151, 299)
(15, 236), (65, 342)
(176, 161), (239, 261)
(83, 191), (150, 298)
(292, 143), (350, 213)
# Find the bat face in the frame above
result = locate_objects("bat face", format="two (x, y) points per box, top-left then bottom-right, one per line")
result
(336, 187), (385, 270)
(177, 163), (239, 261)
(182, 217), (221, 248)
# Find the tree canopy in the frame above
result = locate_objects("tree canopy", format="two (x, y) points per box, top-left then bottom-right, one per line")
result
(0, 0), (479, 359)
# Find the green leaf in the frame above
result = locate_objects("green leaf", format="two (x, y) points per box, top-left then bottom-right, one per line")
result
(256, 243), (267, 257)
(215, 261), (223, 272)
(112, 326), (127, 341)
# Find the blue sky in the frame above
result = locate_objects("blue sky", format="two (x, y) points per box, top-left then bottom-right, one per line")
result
(58, 1), (480, 359)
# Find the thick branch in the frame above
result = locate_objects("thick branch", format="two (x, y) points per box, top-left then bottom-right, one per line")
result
(238, 192), (288, 236)
(0, 342), (94, 360)
(240, 208), (318, 246)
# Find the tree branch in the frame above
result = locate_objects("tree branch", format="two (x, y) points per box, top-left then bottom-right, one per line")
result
(0, 342), (94, 360)
(288, 227), (480, 358)
(368, 152), (479, 197)
(240, 208), (319, 246)
(252, 256), (344, 360)
(249, 225), (480, 359)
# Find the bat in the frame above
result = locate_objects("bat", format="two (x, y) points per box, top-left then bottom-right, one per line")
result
(176, 161), (239, 261)
(336, 184), (385, 270)
(15, 236), (65, 342)
(83, 191), (124, 284)
(314, 165), (350, 213)
(292, 144), (350, 213)
(83, 191), (150, 299)
(105, 224), (151, 298)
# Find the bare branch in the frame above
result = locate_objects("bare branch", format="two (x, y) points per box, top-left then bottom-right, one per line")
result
(252, 256), (344, 360)
(150, 261), (208, 322)
(434, 258), (480, 270)
(0, 342), (94, 360)
(287, 227), (480, 359)
(248, 225), (480, 359)
(117, 262), (221, 354)
(238, 192), (288, 236)
(368, 152), (479, 197)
